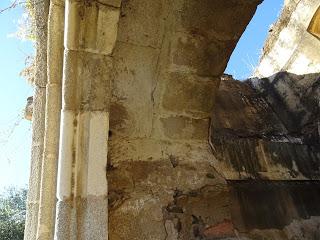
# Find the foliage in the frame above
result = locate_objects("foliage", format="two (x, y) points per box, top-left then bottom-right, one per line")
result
(0, 0), (38, 84)
(16, 0), (36, 41)
(0, 0), (36, 40)
(20, 55), (35, 84)
(0, 187), (27, 240)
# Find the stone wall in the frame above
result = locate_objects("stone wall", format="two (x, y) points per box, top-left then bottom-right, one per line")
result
(24, 0), (320, 239)
(107, 0), (262, 239)
(211, 75), (320, 180)
(255, 0), (320, 77)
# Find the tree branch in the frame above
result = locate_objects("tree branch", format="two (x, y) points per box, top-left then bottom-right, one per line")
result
(0, 0), (21, 14)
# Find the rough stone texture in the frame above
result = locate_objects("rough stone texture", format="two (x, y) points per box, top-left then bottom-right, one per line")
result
(24, 0), (320, 239)
(160, 116), (209, 140)
(210, 76), (320, 180)
(36, 3), (65, 239)
(65, 0), (120, 55)
(230, 181), (320, 231)
(54, 200), (73, 240)
(78, 196), (109, 240)
(249, 72), (320, 146)
(108, 158), (229, 240)
(161, 72), (218, 116)
(110, 42), (158, 138)
(229, 181), (320, 240)
(24, 1), (50, 240)
(24, 96), (33, 121)
(54, 0), (116, 239)
(62, 50), (113, 111)
(108, 1), (262, 238)
(24, 88), (47, 240)
(255, 0), (320, 77)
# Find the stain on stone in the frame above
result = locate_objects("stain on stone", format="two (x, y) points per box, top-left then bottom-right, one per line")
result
(229, 180), (320, 231)
(162, 185), (231, 240)
(206, 173), (215, 179)
(169, 155), (179, 168)
(161, 72), (217, 115)
(160, 116), (209, 140)
(211, 76), (320, 180)
(203, 219), (235, 239)
(108, 189), (127, 210)
(109, 102), (129, 134)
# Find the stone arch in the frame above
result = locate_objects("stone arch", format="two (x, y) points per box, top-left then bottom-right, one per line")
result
(108, 1), (263, 239)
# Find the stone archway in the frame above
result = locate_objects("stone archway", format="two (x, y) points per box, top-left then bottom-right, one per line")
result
(107, 1), (262, 239)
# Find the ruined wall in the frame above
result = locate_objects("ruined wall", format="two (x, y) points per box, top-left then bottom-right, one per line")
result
(211, 76), (320, 180)
(107, 0), (320, 239)
(230, 180), (320, 240)
(208, 74), (320, 239)
(24, 0), (320, 239)
(249, 72), (320, 146)
(255, 0), (320, 77)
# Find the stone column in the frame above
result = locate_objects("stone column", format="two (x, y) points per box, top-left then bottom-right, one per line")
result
(36, 1), (65, 239)
(54, 0), (121, 239)
(24, 0), (50, 239)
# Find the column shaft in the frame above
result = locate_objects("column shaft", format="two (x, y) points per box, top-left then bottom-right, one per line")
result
(36, 1), (65, 239)
(55, 0), (121, 238)
(24, 0), (50, 239)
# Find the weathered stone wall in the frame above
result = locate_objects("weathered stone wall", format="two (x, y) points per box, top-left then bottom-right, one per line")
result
(210, 76), (320, 180)
(255, 0), (320, 77)
(107, 0), (262, 239)
(249, 72), (320, 146)
(24, 0), (320, 239)
(208, 74), (320, 239)
(106, 0), (320, 239)
(230, 181), (320, 240)
(24, 0), (50, 239)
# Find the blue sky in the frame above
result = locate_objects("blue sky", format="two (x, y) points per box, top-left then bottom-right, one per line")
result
(0, 0), (33, 191)
(0, 0), (283, 191)
(226, 0), (284, 79)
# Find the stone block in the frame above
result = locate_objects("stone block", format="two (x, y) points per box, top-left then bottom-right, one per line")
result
(65, 0), (120, 55)
(160, 116), (209, 140)
(51, 0), (65, 6)
(80, 196), (108, 240)
(168, 32), (236, 76)
(48, 3), (64, 84)
(109, 195), (166, 240)
(99, 0), (121, 8)
(110, 42), (158, 138)
(54, 200), (73, 239)
(63, 50), (113, 111)
(162, 72), (218, 116)
(173, 0), (259, 41)
(117, 0), (165, 48)
(86, 111), (109, 197)
(203, 220), (235, 239)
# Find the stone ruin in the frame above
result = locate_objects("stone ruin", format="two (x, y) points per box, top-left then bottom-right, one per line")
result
(23, 0), (320, 239)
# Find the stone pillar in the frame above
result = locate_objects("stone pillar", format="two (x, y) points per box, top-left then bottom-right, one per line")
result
(24, 0), (50, 239)
(54, 0), (120, 239)
(36, 1), (65, 239)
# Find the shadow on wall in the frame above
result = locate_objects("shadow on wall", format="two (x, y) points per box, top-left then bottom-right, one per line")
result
(229, 180), (320, 239)
(209, 71), (320, 239)
(248, 71), (320, 141)
(211, 71), (320, 180)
